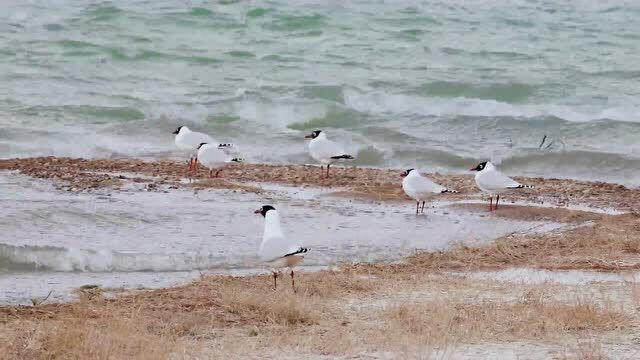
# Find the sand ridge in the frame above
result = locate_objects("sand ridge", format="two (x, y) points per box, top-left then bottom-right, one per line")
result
(1, 157), (638, 212)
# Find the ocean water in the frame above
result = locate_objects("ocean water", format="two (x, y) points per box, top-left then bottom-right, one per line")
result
(1, 0), (639, 184)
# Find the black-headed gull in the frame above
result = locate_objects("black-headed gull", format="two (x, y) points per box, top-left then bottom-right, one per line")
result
(305, 130), (354, 177)
(195, 143), (242, 178)
(173, 126), (229, 174)
(470, 161), (533, 211)
(401, 168), (457, 214)
(254, 205), (308, 291)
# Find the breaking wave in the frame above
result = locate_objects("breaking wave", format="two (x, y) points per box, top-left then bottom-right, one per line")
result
(343, 88), (640, 124)
(0, 243), (255, 272)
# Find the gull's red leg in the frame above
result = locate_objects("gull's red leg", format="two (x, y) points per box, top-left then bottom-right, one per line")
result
(187, 158), (195, 182)
(489, 197), (493, 212)
(290, 269), (296, 293)
(421, 201), (426, 213)
(496, 195), (500, 210)
(273, 272), (277, 290)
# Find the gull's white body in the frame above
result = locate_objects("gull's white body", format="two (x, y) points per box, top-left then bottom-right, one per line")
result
(474, 162), (523, 196)
(174, 126), (217, 152)
(260, 210), (305, 268)
(402, 170), (448, 202)
(308, 132), (348, 164)
(196, 144), (235, 170)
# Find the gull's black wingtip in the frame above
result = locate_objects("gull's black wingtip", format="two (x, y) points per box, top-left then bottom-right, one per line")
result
(330, 154), (354, 160)
(508, 184), (535, 190)
(284, 247), (309, 257)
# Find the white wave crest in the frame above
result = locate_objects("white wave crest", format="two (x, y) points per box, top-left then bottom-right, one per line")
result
(232, 99), (330, 129)
(343, 88), (640, 123)
(0, 244), (256, 272)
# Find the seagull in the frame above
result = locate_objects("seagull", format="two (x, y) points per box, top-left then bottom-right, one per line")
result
(173, 126), (230, 174)
(470, 161), (533, 211)
(195, 143), (242, 178)
(401, 168), (457, 214)
(254, 205), (309, 291)
(305, 130), (354, 177)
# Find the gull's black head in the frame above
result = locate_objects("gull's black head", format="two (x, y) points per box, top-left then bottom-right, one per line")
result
(254, 205), (276, 217)
(197, 142), (207, 150)
(470, 161), (487, 172)
(172, 126), (184, 135)
(305, 130), (322, 139)
(401, 168), (415, 177)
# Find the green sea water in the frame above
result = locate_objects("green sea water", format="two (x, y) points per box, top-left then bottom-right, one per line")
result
(1, 0), (639, 184)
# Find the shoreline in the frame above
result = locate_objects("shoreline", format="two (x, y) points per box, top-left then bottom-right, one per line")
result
(1, 156), (639, 211)
(1, 156), (640, 358)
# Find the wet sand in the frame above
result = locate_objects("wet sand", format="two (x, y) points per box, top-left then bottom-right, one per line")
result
(1, 156), (640, 359)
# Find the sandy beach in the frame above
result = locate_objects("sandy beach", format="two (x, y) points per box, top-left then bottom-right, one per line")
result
(2, 156), (638, 211)
(1, 157), (639, 359)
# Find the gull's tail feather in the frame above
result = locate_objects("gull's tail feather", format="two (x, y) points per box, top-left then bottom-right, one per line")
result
(508, 184), (534, 190)
(230, 158), (244, 163)
(330, 154), (354, 160)
(441, 188), (459, 193)
(284, 247), (309, 257)
(218, 143), (234, 148)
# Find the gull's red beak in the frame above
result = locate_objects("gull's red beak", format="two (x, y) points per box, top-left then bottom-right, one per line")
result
(304, 134), (313, 139)
(470, 167), (477, 171)
(400, 171), (407, 177)
(254, 208), (262, 214)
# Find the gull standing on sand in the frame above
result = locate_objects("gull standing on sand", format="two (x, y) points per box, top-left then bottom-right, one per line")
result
(173, 126), (229, 174)
(470, 161), (533, 211)
(305, 130), (354, 177)
(255, 205), (309, 291)
(401, 169), (458, 214)
(195, 143), (242, 178)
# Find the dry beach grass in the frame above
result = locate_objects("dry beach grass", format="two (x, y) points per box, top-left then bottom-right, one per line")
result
(1, 157), (640, 358)
(406, 212), (640, 272)
(1, 269), (636, 359)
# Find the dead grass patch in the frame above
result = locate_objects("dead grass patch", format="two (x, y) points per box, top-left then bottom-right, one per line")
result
(1, 270), (637, 359)
(213, 269), (380, 326)
(0, 309), (183, 359)
(299, 268), (380, 297)
(44, 316), (178, 359)
(0, 270), (383, 358)
(219, 288), (320, 326)
(384, 291), (630, 345)
(406, 213), (640, 272)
